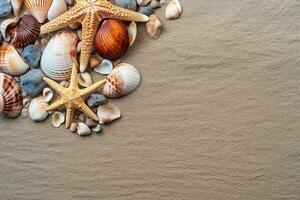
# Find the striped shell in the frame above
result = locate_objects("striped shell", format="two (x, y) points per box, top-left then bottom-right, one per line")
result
(41, 31), (78, 81)
(0, 44), (29, 76)
(102, 63), (141, 98)
(0, 73), (23, 118)
(24, 0), (53, 23)
(0, 14), (40, 48)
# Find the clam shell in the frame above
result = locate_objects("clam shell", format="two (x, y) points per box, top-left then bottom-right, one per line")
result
(0, 73), (23, 118)
(0, 44), (29, 76)
(97, 102), (121, 124)
(146, 14), (162, 39)
(102, 63), (141, 98)
(128, 21), (137, 46)
(94, 19), (129, 61)
(0, 14), (40, 48)
(41, 31), (78, 81)
(28, 95), (49, 121)
(47, 0), (67, 21)
(51, 111), (65, 128)
(94, 59), (113, 75)
(24, 0), (53, 23)
(42, 87), (53, 102)
(165, 0), (182, 20)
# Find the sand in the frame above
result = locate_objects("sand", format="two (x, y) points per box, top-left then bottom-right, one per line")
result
(1, 0), (300, 199)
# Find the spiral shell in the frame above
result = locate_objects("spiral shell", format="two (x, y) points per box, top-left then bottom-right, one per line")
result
(0, 14), (40, 48)
(41, 31), (78, 81)
(0, 73), (23, 118)
(0, 44), (29, 76)
(102, 63), (141, 98)
(94, 19), (129, 61)
(24, 0), (53, 23)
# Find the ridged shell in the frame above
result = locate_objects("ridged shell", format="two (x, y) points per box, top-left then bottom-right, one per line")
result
(0, 44), (29, 76)
(28, 95), (49, 121)
(0, 73), (23, 118)
(47, 0), (67, 21)
(94, 19), (129, 61)
(102, 63), (141, 98)
(24, 0), (53, 23)
(41, 31), (78, 81)
(0, 14), (40, 48)
(11, 0), (23, 16)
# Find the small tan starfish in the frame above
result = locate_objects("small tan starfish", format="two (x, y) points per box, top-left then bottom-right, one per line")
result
(41, 0), (149, 72)
(43, 63), (106, 128)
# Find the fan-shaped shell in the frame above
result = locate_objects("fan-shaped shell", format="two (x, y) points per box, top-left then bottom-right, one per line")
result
(41, 31), (78, 81)
(24, 0), (53, 23)
(0, 14), (40, 48)
(102, 63), (141, 98)
(94, 19), (129, 61)
(0, 44), (29, 76)
(0, 73), (23, 118)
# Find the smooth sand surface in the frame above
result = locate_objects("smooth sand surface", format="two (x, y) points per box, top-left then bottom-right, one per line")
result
(1, 0), (300, 199)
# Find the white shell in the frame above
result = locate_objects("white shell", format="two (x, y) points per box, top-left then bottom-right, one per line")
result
(1, 19), (18, 41)
(47, 0), (67, 21)
(165, 0), (182, 20)
(94, 59), (113, 75)
(11, 0), (23, 16)
(78, 72), (93, 88)
(92, 124), (102, 133)
(42, 87), (53, 103)
(97, 102), (121, 124)
(128, 21), (137, 46)
(77, 122), (91, 136)
(41, 31), (78, 81)
(0, 44), (29, 76)
(102, 63), (141, 98)
(28, 95), (49, 122)
(146, 14), (162, 39)
(137, 0), (151, 6)
(90, 55), (101, 68)
(24, 0), (53, 23)
(51, 111), (65, 128)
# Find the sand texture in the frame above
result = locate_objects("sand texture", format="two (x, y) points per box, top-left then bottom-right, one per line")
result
(1, 0), (300, 199)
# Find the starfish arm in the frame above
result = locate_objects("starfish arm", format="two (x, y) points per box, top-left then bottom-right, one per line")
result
(80, 79), (106, 97)
(43, 77), (66, 95)
(79, 13), (101, 72)
(65, 103), (75, 128)
(79, 102), (99, 122)
(70, 63), (78, 89)
(47, 98), (68, 111)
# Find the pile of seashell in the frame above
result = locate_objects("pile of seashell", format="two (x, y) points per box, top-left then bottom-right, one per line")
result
(0, 0), (182, 136)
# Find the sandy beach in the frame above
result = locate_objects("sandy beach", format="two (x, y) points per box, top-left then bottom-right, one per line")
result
(0, 0), (300, 199)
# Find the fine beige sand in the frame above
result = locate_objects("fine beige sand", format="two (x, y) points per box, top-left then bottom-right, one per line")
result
(1, 0), (300, 199)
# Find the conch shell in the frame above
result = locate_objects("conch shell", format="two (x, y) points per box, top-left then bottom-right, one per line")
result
(24, 0), (53, 23)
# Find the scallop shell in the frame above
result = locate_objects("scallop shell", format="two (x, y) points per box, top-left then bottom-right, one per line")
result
(102, 63), (141, 98)
(94, 19), (129, 61)
(0, 14), (40, 48)
(28, 95), (49, 121)
(0, 44), (29, 76)
(24, 0), (53, 23)
(97, 102), (121, 124)
(0, 73), (23, 118)
(51, 111), (65, 128)
(47, 0), (67, 21)
(41, 31), (78, 81)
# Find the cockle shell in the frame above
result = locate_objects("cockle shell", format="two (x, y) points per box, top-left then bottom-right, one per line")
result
(0, 14), (40, 48)
(0, 73), (23, 118)
(102, 63), (141, 98)
(28, 95), (49, 121)
(94, 19), (129, 61)
(11, 0), (23, 16)
(97, 102), (121, 124)
(51, 111), (65, 128)
(41, 31), (78, 81)
(24, 0), (53, 23)
(165, 0), (182, 20)
(47, 0), (67, 21)
(0, 44), (29, 76)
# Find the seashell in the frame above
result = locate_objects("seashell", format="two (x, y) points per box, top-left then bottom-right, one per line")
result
(0, 0), (12, 18)
(0, 73), (23, 118)
(11, 0), (23, 16)
(97, 102), (121, 124)
(24, 0), (53, 23)
(136, 0), (151, 6)
(115, 0), (137, 11)
(0, 14), (40, 48)
(23, 97), (30, 108)
(94, 59), (113, 75)
(69, 122), (77, 132)
(78, 112), (85, 122)
(92, 124), (102, 133)
(41, 31), (78, 81)
(42, 87), (53, 103)
(51, 111), (65, 128)
(87, 93), (107, 107)
(165, 0), (182, 20)
(65, 0), (73, 6)
(60, 80), (69, 88)
(47, 0), (67, 21)
(150, 0), (161, 9)
(76, 41), (81, 53)
(77, 122), (91, 136)
(128, 21), (137, 46)
(146, 14), (162, 39)
(85, 118), (97, 128)
(28, 95), (49, 121)
(78, 72), (92, 88)
(90, 54), (101, 68)
(94, 19), (129, 61)
(0, 44), (29, 76)
(102, 63), (141, 98)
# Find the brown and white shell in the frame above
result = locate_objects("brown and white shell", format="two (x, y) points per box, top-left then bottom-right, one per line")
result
(102, 63), (141, 98)
(97, 102), (121, 124)
(0, 73), (23, 118)
(24, 0), (53, 23)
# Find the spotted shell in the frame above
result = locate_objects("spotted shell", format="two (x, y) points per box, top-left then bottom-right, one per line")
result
(0, 73), (23, 118)
(24, 0), (53, 23)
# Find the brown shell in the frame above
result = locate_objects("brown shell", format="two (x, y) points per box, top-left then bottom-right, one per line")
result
(0, 73), (23, 118)
(3, 14), (40, 48)
(94, 19), (129, 61)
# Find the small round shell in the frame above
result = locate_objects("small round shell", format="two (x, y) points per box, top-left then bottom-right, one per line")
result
(51, 111), (65, 128)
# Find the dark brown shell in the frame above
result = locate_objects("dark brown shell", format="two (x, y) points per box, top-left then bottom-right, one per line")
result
(94, 19), (129, 61)
(4, 14), (40, 48)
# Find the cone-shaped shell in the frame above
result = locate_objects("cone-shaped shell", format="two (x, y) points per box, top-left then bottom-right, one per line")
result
(24, 0), (53, 23)
(0, 73), (23, 118)
(41, 31), (78, 81)
(102, 63), (141, 98)
(94, 19), (129, 61)
(0, 44), (29, 76)
(97, 102), (121, 124)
